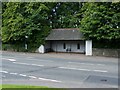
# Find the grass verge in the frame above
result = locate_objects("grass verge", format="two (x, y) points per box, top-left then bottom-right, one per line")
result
(0, 84), (65, 90)
(1, 84), (48, 88)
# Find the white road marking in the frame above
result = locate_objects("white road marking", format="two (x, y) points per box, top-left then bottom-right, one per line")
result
(13, 62), (44, 67)
(49, 79), (61, 83)
(68, 62), (105, 66)
(31, 64), (44, 67)
(28, 76), (37, 79)
(1, 70), (62, 83)
(7, 59), (16, 62)
(19, 74), (27, 77)
(10, 73), (18, 75)
(59, 67), (90, 71)
(0, 71), (8, 73)
(2, 58), (16, 62)
(13, 62), (29, 65)
(93, 70), (108, 72)
(38, 78), (61, 83)
(58, 67), (108, 73)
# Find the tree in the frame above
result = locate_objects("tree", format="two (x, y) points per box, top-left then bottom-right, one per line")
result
(2, 2), (51, 49)
(80, 2), (120, 40)
(3, 2), (119, 50)
(46, 2), (83, 29)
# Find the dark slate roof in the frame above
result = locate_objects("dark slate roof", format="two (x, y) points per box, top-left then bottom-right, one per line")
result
(46, 28), (84, 40)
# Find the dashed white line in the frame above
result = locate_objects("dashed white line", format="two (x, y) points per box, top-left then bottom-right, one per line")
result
(24, 75), (61, 83)
(49, 79), (61, 83)
(1, 70), (62, 83)
(7, 59), (16, 62)
(38, 77), (49, 80)
(59, 67), (91, 71)
(13, 62), (44, 67)
(93, 70), (108, 72)
(28, 76), (37, 79)
(10, 73), (18, 75)
(0, 71), (8, 73)
(13, 62), (29, 65)
(19, 74), (27, 77)
(38, 78), (61, 83)
(77, 68), (91, 71)
(31, 64), (44, 67)
(58, 67), (108, 73)
(68, 62), (105, 66)
(2, 58), (16, 62)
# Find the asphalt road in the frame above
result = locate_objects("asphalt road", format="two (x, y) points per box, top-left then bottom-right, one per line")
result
(0, 51), (118, 88)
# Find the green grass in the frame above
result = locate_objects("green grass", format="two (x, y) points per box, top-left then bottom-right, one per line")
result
(1, 84), (48, 88)
(0, 84), (65, 90)
(0, 84), (48, 90)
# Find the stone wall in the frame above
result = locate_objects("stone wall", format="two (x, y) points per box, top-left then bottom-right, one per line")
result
(92, 48), (120, 58)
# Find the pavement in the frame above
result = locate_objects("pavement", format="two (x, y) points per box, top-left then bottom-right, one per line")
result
(0, 51), (118, 88)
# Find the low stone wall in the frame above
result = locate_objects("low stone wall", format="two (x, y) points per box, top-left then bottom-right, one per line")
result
(92, 48), (120, 58)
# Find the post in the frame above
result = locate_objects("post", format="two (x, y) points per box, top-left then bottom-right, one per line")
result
(85, 40), (92, 56)
(25, 36), (28, 50)
(25, 44), (27, 50)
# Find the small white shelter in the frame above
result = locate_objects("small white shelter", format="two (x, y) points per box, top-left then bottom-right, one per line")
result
(39, 28), (92, 56)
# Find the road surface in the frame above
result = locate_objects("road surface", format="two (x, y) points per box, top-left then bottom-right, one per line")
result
(0, 51), (118, 88)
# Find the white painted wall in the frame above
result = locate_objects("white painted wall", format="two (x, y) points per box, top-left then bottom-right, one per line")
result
(85, 40), (92, 56)
(52, 41), (66, 52)
(71, 41), (85, 53)
(50, 41), (85, 53)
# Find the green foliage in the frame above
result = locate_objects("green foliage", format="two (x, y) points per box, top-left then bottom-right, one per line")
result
(93, 39), (120, 49)
(2, 43), (25, 52)
(2, 2), (83, 51)
(2, 2), (120, 51)
(2, 2), (51, 51)
(46, 2), (82, 28)
(80, 2), (120, 40)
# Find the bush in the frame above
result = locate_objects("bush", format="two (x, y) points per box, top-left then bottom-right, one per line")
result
(2, 43), (39, 52)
